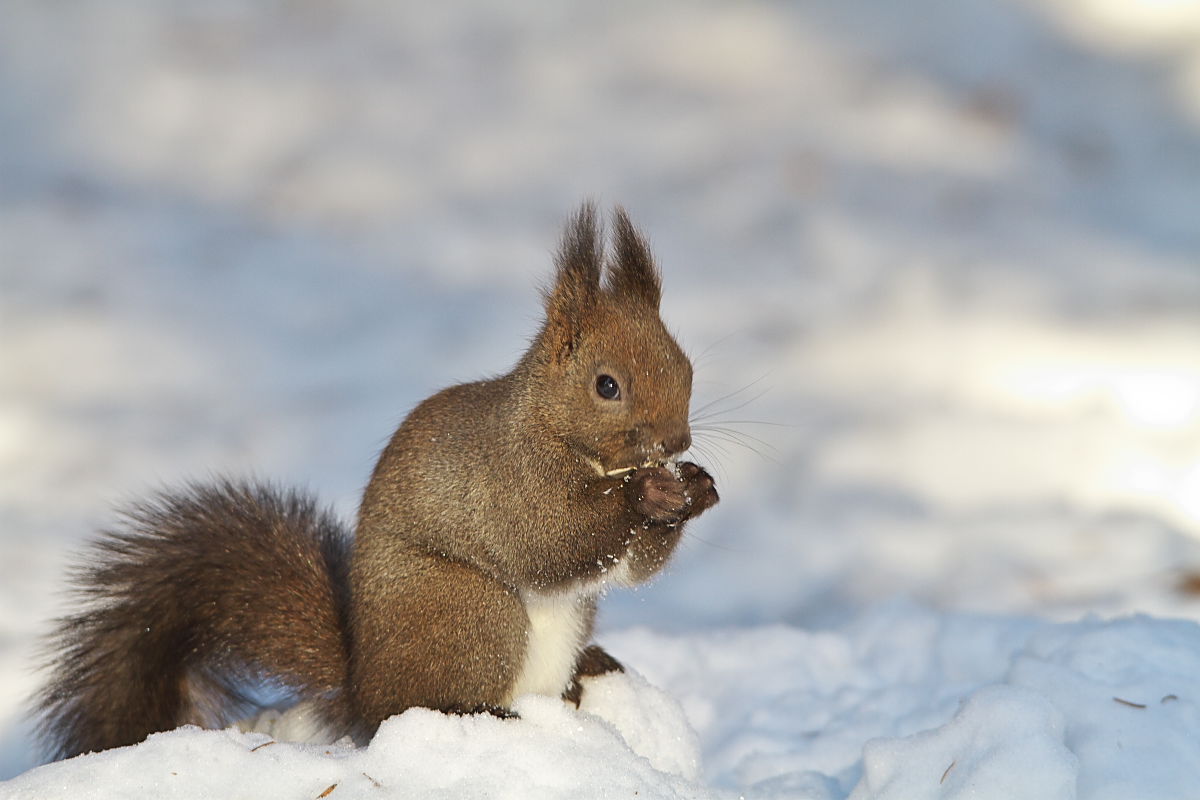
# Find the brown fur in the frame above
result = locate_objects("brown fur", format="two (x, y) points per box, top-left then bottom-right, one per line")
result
(34, 204), (718, 759)
(34, 481), (355, 758)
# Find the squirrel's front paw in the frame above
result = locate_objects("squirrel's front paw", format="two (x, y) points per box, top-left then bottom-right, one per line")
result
(631, 466), (688, 525)
(678, 461), (719, 519)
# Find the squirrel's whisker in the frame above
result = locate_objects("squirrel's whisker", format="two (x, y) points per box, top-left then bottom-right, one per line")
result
(689, 373), (774, 420)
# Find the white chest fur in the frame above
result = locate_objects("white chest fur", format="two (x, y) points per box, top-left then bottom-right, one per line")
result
(506, 560), (633, 704)
(506, 590), (591, 704)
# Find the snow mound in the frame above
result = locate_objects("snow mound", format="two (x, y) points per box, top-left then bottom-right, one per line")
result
(3, 672), (717, 800)
(4, 671), (715, 796)
(8, 610), (1200, 799)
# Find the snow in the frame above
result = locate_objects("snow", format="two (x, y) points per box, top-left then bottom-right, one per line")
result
(4, 684), (708, 800)
(8, 608), (1200, 798)
(3, 0), (1200, 798)
(852, 684), (1077, 800)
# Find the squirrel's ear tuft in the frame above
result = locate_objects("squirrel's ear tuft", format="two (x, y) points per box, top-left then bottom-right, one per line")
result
(607, 207), (662, 310)
(541, 202), (603, 360)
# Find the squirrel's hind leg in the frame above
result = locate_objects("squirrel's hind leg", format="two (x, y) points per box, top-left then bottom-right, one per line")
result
(350, 550), (527, 731)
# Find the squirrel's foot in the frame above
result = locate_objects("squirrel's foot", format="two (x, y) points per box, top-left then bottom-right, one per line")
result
(563, 644), (624, 707)
(443, 703), (519, 720)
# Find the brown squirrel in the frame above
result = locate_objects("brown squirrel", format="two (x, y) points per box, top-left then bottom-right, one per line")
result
(34, 203), (718, 759)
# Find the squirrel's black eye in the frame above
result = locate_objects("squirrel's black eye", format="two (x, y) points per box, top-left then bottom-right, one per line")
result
(595, 374), (621, 401)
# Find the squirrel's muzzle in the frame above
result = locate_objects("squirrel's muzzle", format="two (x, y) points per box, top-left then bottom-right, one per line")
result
(662, 430), (692, 459)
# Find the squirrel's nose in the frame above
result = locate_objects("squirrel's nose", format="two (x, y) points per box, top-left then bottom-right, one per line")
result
(662, 430), (692, 458)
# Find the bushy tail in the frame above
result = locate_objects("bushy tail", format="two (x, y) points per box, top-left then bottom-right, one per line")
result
(34, 480), (354, 759)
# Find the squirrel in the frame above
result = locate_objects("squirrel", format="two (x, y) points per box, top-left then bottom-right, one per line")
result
(34, 203), (718, 760)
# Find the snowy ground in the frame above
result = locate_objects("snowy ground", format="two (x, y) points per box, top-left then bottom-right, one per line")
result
(3, 0), (1200, 797)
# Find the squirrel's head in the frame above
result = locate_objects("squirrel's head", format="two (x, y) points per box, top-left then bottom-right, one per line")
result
(528, 204), (693, 477)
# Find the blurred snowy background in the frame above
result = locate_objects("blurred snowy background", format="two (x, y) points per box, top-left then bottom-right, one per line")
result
(2, 0), (1199, 794)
